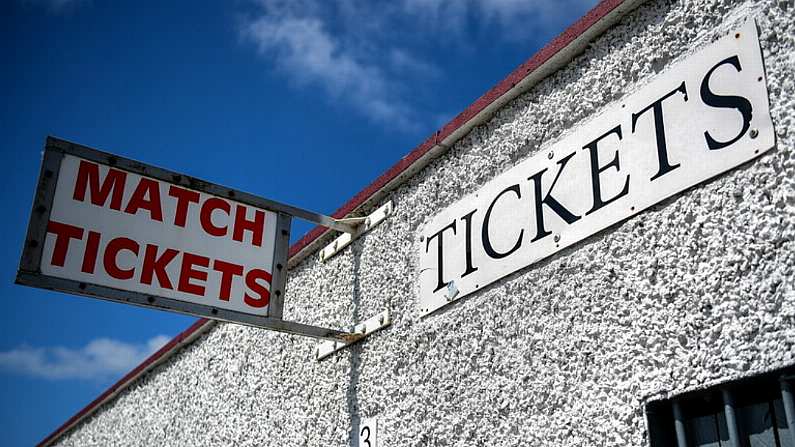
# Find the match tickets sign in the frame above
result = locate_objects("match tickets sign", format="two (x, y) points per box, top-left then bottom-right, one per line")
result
(418, 20), (775, 316)
(17, 138), (291, 322)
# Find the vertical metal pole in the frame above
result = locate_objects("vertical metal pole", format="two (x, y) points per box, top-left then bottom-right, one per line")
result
(781, 379), (795, 446)
(672, 400), (689, 447)
(266, 213), (291, 320)
(722, 389), (741, 447)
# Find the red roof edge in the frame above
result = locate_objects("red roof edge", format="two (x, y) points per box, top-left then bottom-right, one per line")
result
(40, 0), (639, 444)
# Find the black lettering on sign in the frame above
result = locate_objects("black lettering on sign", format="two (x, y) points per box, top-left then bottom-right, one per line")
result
(528, 152), (581, 242)
(700, 55), (753, 150)
(460, 209), (479, 278)
(418, 23), (773, 317)
(631, 81), (688, 181)
(360, 425), (371, 447)
(583, 125), (630, 216)
(425, 220), (456, 293)
(482, 185), (524, 259)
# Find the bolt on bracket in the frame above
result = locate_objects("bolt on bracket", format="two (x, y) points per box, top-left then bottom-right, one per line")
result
(315, 309), (391, 361)
(319, 201), (393, 263)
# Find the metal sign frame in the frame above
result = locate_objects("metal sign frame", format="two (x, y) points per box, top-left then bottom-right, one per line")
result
(16, 137), (383, 343)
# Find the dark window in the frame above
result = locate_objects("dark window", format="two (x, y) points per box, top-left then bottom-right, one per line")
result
(646, 367), (795, 447)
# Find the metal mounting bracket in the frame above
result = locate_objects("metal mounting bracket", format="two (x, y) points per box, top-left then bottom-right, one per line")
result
(315, 310), (391, 361)
(319, 201), (393, 262)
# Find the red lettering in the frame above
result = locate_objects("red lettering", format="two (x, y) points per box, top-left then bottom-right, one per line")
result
(168, 185), (200, 227)
(124, 178), (163, 222)
(46, 220), (84, 267)
(141, 244), (179, 289)
(103, 237), (139, 280)
(73, 160), (127, 210)
(212, 260), (243, 301)
(200, 198), (230, 237)
(178, 252), (209, 296)
(81, 231), (101, 273)
(233, 205), (265, 247)
(244, 268), (272, 308)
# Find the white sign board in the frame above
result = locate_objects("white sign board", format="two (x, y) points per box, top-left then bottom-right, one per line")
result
(418, 20), (775, 316)
(358, 418), (378, 447)
(18, 140), (292, 322)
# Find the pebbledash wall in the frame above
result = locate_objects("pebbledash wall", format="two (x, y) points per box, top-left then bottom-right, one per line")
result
(48, 0), (794, 445)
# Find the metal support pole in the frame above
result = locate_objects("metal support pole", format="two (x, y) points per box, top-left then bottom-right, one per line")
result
(722, 389), (741, 447)
(672, 400), (689, 447)
(288, 209), (362, 234)
(781, 379), (795, 446)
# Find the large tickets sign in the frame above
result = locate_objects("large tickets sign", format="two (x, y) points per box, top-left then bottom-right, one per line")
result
(17, 139), (291, 322)
(418, 20), (776, 316)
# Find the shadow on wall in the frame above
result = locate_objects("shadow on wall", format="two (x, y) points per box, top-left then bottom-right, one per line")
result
(348, 241), (363, 447)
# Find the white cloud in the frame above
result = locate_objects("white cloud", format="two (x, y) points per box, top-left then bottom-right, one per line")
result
(389, 49), (441, 79)
(400, 0), (599, 40)
(0, 335), (170, 380)
(240, 0), (598, 130)
(242, 1), (420, 131)
(399, 0), (470, 33)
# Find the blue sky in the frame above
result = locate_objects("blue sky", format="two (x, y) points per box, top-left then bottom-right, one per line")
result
(0, 0), (597, 445)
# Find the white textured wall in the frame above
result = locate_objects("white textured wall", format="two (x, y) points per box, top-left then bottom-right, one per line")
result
(56, 0), (795, 445)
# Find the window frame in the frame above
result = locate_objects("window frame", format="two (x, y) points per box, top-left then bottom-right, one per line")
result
(646, 367), (795, 447)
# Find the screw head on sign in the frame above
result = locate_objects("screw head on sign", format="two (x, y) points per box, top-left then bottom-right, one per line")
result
(446, 281), (459, 301)
(750, 129), (759, 139)
(554, 234), (561, 243)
